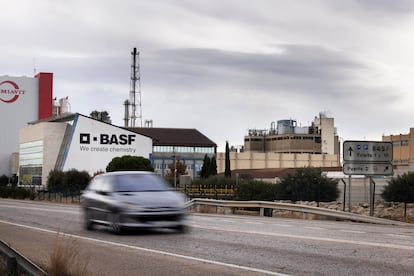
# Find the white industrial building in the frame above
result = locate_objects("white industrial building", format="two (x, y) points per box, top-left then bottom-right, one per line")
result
(19, 113), (153, 187)
(0, 73), (53, 178)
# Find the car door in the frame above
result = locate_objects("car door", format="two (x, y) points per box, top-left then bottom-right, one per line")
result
(92, 176), (115, 222)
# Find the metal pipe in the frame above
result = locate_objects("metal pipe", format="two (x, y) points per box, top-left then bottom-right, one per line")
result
(341, 179), (346, 212)
(370, 178), (376, 216)
(348, 175), (352, 212)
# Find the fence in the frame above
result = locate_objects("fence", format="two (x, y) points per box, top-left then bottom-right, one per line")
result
(37, 190), (82, 203)
(176, 184), (235, 199)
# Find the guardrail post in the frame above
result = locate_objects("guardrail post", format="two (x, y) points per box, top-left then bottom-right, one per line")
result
(7, 256), (17, 275)
(370, 178), (376, 216)
(341, 179), (346, 212)
(260, 207), (264, 216)
(348, 175), (352, 212)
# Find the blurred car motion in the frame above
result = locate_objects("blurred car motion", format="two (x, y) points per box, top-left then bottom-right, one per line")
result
(80, 171), (188, 233)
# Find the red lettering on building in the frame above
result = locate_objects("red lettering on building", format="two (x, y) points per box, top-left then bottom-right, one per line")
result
(0, 80), (26, 103)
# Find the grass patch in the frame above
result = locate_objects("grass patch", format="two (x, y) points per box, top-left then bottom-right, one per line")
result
(48, 232), (90, 276)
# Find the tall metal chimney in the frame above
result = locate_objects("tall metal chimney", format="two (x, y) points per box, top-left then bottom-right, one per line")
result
(124, 47), (142, 127)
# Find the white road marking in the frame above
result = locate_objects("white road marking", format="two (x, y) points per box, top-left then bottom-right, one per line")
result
(304, 227), (325, 230)
(245, 221), (264, 225)
(190, 224), (414, 251)
(0, 220), (290, 276)
(271, 224), (291, 227)
(339, 230), (366, 234)
(386, 234), (411, 239)
(218, 219), (237, 223)
(0, 204), (79, 214)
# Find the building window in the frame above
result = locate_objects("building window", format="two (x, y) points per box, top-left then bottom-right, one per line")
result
(153, 146), (214, 154)
(393, 140), (408, 147)
(19, 140), (43, 185)
(20, 140), (43, 166)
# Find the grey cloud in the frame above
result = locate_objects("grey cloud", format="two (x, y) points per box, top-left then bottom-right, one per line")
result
(2, 0), (413, 149)
(139, 45), (403, 140)
(143, 46), (380, 100)
(353, 0), (414, 14)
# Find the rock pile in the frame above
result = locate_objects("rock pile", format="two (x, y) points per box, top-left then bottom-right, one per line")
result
(295, 201), (414, 223)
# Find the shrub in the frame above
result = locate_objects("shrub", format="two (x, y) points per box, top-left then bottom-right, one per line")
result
(63, 169), (91, 193)
(275, 167), (339, 202)
(47, 170), (65, 193)
(0, 175), (8, 186)
(382, 172), (414, 203)
(46, 169), (90, 193)
(235, 180), (276, 201)
(382, 172), (414, 219)
(0, 186), (33, 199)
(106, 155), (154, 172)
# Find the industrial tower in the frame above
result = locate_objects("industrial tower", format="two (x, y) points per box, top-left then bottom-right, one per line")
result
(124, 47), (142, 127)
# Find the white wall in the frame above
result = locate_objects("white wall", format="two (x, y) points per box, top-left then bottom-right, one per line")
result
(19, 122), (68, 185)
(63, 115), (152, 174)
(314, 116), (335, 154)
(0, 76), (38, 175)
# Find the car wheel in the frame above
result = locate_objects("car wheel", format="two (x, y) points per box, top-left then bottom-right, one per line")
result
(175, 224), (189, 234)
(83, 209), (94, 231)
(108, 212), (122, 234)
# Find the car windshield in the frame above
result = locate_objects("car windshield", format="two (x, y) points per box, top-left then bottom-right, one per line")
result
(114, 174), (170, 192)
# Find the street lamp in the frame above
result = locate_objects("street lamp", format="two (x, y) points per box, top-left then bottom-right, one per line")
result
(174, 158), (177, 188)
(172, 153), (176, 188)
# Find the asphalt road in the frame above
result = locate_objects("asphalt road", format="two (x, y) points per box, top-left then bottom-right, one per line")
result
(1, 198), (414, 275)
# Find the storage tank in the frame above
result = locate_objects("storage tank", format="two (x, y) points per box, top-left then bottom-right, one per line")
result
(59, 97), (71, 114)
(277, 119), (296, 134)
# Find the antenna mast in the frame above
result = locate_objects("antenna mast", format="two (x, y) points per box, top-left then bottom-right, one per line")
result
(127, 47), (142, 127)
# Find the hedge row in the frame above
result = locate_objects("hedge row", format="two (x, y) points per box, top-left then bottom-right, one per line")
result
(0, 186), (34, 199)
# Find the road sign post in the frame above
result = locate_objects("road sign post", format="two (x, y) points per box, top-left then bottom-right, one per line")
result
(343, 141), (393, 176)
(342, 140), (393, 214)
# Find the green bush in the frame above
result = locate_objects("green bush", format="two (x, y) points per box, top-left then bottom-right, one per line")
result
(0, 186), (33, 199)
(63, 169), (91, 193)
(235, 180), (276, 201)
(46, 169), (90, 193)
(47, 169), (65, 193)
(275, 167), (339, 202)
(0, 175), (9, 186)
(106, 155), (154, 172)
(382, 172), (414, 203)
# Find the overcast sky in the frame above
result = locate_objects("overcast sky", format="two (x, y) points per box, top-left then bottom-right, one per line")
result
(2, 0), (414, 151)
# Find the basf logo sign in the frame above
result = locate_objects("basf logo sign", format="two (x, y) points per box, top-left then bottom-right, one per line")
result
(62, 114), (152, 174)
(79, 133), (137, 153)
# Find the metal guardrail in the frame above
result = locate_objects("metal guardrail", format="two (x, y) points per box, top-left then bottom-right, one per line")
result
(185, 198), (412, 226)
(0, 240), (47, 276)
